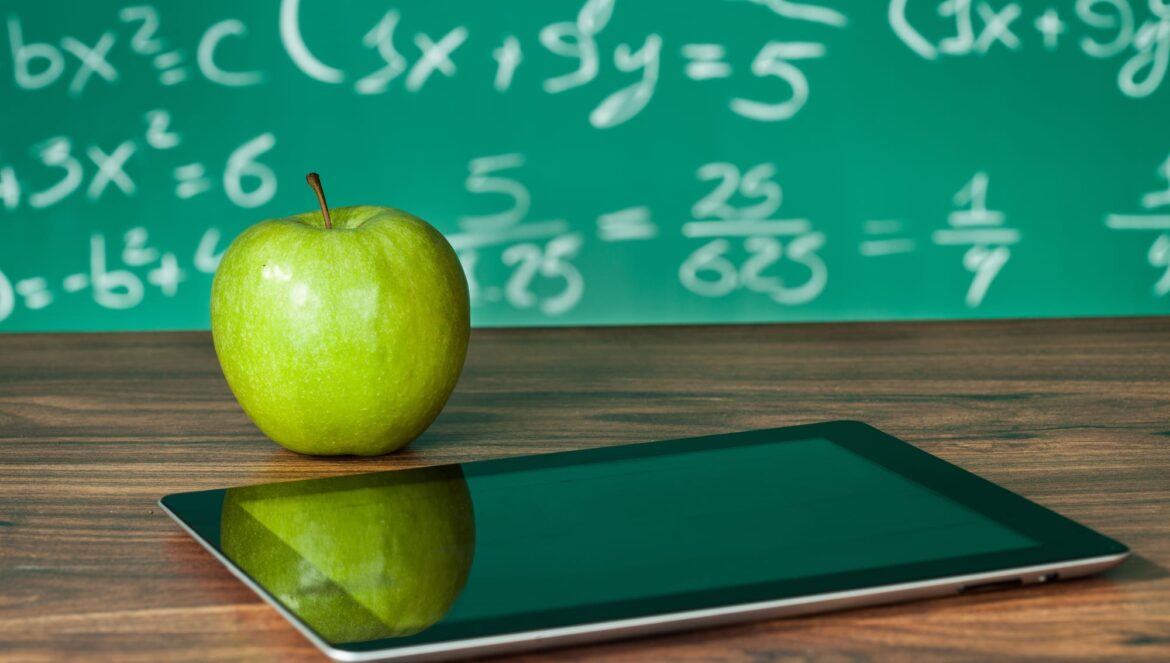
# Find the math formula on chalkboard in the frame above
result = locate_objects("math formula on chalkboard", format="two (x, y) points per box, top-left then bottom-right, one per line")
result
(1, 1), (1167, 331)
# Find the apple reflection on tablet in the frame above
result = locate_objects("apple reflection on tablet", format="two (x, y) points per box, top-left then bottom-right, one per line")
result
(218, 465), (476, 642)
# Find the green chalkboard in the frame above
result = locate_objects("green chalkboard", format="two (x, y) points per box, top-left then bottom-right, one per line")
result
(1, 0), (1168, 332)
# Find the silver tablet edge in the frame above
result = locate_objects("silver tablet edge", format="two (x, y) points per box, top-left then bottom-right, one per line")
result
(159, 499), (1129, 663)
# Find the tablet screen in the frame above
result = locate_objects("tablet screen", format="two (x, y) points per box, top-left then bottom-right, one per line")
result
(161, 423), (1122, 654)
(452, 437), (1035, 617)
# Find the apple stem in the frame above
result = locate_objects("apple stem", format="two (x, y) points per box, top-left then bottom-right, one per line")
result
(306, 172), (333, 230)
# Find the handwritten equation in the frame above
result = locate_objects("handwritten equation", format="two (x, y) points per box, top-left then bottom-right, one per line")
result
(0, 225), (223, 322)
(0, 149), (1028, 323)
(0, 110), (275, 213)
(891, 0), (1169, 99)
(1105, 152), (1170, 295)
(6, 1), (1167, 127)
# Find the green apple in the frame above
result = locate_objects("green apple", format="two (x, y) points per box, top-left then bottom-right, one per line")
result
(211, 173), (470, 456)
(220, 465), (476, 642)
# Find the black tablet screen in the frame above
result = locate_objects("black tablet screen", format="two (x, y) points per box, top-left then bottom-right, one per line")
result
(161, 423), (1123, 653)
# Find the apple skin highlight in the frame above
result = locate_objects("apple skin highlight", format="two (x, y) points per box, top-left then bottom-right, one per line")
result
(210, 203), (470, 456)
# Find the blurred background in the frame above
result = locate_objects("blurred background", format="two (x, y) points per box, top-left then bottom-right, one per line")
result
(1, 0), (1168, 332)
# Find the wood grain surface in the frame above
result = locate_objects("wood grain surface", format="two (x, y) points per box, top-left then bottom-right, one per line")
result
(1, 318), (1169, 662)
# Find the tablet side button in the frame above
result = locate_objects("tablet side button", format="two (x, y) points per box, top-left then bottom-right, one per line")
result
(958, 578), (1024, 594)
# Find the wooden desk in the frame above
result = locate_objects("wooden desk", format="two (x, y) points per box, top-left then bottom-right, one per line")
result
(2, 318), (1169, 661)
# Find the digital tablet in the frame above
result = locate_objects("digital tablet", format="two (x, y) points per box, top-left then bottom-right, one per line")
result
(160, 421), (1128, 661)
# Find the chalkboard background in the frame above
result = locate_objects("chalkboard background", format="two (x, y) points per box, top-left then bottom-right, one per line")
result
(2, 0), (1168, 332)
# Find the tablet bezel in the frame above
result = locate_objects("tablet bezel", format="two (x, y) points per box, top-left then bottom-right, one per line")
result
(160, 420), (1128, 661)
